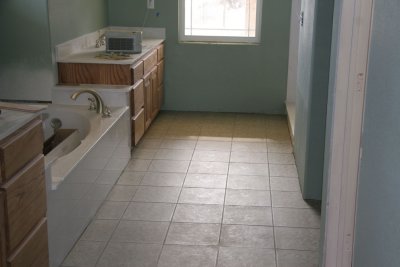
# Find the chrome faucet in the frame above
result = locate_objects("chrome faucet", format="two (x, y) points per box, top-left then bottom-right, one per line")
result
(70, 89), (111, 117)
(96, 33), (106, 48)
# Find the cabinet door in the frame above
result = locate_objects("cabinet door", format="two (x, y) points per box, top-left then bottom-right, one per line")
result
(150, 67), (159, 120)
(157, 60), (164, 87)
(143, 72), (153, 130)
(157, 85), (164, 112)
(157, 44), (164, 62)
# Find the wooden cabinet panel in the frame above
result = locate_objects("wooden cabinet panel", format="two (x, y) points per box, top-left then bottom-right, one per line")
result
(157, 60), (164, 87)
(144, 66), (159, 128)
(158, 85), (164, 112)
(0, 193), (5, 267)
(58, 63), (132, 85)
(131, 80), (144, 117)
(1, 156), (46, 254)
(143, 71), (153, 130)
(0, 118), (43, 183)
(150, 67), (159, 120)
(143, 50), (158, 75)
(7, 219), (49, 267)
(132, 109), (145, 146)
(131, 61), (144, 84)
(157, 44), (164, 62)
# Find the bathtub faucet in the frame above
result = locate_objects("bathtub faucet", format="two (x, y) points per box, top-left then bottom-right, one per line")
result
(70, 89), (111, 118)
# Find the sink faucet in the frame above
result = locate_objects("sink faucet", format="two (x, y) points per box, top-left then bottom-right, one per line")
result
(70, 89), (111, 117)
(96, 33), (106, 48)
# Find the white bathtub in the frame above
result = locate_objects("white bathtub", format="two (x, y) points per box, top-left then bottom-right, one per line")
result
(43, 104), (131, 267)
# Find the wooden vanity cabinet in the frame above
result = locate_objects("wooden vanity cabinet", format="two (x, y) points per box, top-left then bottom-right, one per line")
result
(132, 43), (164, 141)
(58, 42), (165, 146)
(0, 117), (49, 267)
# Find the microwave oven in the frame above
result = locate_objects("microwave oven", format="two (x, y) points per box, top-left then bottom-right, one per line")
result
(105, 31), (142, 54)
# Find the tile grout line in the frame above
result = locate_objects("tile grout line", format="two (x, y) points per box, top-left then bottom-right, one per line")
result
(154, 134), (178, 265)
(215, 120), (234, 267)
(155, 135), (199, 266)
(96, 113), (170, 266)
(268, 157), (279, 267)
(93, 169), (132, 267)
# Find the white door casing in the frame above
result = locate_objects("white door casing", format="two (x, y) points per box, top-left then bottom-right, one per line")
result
(322, 0), (373, 266)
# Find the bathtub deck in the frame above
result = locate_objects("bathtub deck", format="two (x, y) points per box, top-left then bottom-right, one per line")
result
(61, 111), (321, 267)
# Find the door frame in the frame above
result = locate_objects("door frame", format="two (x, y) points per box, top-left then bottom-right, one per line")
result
(322, 0), (373, 266)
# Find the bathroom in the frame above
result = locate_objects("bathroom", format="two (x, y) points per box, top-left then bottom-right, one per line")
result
(1, 0), (400, 267)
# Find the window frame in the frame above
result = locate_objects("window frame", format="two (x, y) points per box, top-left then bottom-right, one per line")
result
(178, 0), (263, 44)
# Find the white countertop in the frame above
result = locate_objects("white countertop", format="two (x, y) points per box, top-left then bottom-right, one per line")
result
(57, 39), (164, 65)
(54, 84), (133, 93)
(0, 109), (39, 140)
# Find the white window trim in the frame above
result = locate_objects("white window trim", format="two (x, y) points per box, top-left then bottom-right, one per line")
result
(178, 0), (263, 44)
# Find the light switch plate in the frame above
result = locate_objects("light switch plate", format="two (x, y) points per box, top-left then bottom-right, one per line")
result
(147, 0), (155, 9)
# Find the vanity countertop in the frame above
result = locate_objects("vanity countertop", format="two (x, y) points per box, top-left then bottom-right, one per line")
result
(57, 39), (164, 65)
(0, 109), (40, 140)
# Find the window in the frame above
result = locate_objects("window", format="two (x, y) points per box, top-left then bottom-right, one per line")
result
(179, 0), (263, 43)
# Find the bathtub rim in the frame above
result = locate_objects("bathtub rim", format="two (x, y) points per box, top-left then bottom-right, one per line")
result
(44, 104), (129, 189)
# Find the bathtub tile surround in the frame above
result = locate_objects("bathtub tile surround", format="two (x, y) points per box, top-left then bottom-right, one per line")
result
(46, 106), (130, 267)
(62, 112), (320, 267)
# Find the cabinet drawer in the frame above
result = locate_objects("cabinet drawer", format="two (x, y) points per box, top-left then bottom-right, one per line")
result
(157, 44), (164, 62)
(143, 50), (158, 75)
(132, 109), (145, 146)
(58, 63), (132, 85)
(7, 218), (49, 267)
(0, 118), (43, 183)
(132, 61), (144, 84)
(2, 155), (46, 253)
(157, 60), (164, 87)
(131, 79), (144, 117)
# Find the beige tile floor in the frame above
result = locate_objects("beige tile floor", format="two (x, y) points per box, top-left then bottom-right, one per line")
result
(62, 112), (321, 267)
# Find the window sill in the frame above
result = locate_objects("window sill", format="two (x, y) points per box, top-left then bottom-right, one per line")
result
(178, 41), (261, 46)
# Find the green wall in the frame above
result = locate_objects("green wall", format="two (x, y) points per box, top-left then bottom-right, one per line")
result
(0, 0), (54, 101)
(0, 0), (108, 101)
(353, 1), (400, 266)
(108, 0), (291, 113)
(48, 0), (108, 46)
(294, 0), (334, 200)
